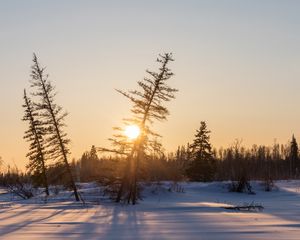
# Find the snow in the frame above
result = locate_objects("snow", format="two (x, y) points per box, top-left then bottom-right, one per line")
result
(0, 181), (300, 239)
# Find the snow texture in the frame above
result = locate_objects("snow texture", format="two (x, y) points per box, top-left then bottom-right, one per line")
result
(0, 181), (300, 239)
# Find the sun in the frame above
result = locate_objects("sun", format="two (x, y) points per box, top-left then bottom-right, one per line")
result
(124, 125), (140, 140)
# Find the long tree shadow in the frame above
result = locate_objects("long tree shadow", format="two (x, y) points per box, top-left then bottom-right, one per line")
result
(96, 202), (273, 239)
(0, 207), (67, 236)
(102, 205), (141, 239)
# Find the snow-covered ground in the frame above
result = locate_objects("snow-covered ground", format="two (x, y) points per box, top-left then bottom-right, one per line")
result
(0, 181), (300, 239)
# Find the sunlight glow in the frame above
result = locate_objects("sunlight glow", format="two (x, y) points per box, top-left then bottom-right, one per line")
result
(124, 125), (140, 140)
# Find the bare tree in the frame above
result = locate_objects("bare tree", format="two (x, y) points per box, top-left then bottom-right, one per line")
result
(29, 54), (80, 201)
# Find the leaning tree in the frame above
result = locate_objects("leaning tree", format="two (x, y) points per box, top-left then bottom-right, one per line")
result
(101, 53), (177, 204)
(22, 89), (49, 195)
(29, 54), (80, 201)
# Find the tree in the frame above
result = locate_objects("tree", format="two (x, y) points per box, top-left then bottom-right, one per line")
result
(289, 135), (299, 177)
(22, 89), (49, 195)
(29, 54), (80, 201)
(186, 121), (216, 181)
(80, 145), (100, 182)
(102, 53), (177, 204)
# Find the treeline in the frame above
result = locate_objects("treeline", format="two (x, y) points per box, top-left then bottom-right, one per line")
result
(171, 134), (299, 182)
(72, 145), (183, 184)
(71, 128), (299, 185)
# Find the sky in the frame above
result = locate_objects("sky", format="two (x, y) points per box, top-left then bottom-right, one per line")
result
(1, 0), (300, 169)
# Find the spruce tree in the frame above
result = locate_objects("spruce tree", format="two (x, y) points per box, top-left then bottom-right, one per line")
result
(289, 135), (299, 177)
(186, 121), (216, 181)
(22, 89), (49, 195)
(29, 54), (80, 201)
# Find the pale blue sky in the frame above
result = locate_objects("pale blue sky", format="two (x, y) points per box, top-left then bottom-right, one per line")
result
(1, 0), (300, 168)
